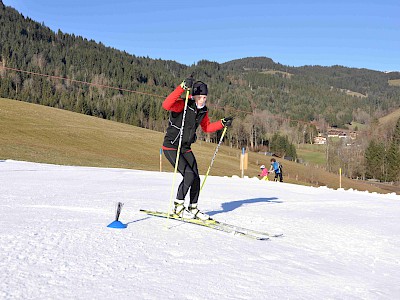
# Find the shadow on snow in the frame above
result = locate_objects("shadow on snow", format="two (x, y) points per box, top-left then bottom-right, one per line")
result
(207, 197), (282, 216)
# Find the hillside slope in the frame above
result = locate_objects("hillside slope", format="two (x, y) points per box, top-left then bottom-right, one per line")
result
(0, 98), (394, 194)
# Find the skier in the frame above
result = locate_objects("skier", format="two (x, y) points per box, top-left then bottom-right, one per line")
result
(258, 165), (269, 181)
(162, 76), (233, 221)
(269, 158), (283, 182)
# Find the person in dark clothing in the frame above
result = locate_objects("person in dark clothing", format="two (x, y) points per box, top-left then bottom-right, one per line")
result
(162, 77), (233, 220)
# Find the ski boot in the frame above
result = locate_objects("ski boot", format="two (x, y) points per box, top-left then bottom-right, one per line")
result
(172, 199), (185, 217)
(183, 203), (212, 221)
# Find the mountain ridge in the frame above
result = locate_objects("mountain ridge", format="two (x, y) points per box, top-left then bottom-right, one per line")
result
(1, 2), (399, 131)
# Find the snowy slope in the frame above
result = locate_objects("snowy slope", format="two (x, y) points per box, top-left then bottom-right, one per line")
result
(1, 160), (399, 299)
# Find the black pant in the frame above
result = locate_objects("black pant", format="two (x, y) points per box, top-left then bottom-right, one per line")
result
(274, 172), (283, 182)
(164, 150), (200, 205)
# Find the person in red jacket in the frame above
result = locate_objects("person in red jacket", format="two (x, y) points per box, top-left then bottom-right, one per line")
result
(162, 76), (233, 221)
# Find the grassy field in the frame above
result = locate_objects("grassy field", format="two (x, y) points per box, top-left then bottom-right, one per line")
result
(1, 98), (396, 194)
(296, 144), (326, 166)
(379, 107), (400, 126)
(346, 121), (367, 131)
(260, 70), (293, 78)
(388, 79), (400, 86)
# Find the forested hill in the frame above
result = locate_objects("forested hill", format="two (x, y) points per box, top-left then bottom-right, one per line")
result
(222, 57), (400, 113)
(1, 2), (400, 149)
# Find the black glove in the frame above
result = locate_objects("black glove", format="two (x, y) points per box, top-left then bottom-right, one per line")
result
(180, 75), (194, 90)
(221, 116), (233, 127)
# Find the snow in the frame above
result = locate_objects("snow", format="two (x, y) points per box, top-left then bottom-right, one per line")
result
(1, 160), (399, 299)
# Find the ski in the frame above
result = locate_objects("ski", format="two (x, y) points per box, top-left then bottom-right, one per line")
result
(140, 209), (276, 240)
(140, 209), (268, 240)
(213, 219), (283, 238)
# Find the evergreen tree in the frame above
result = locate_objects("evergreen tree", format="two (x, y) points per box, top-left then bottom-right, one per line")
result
(393, 118), (400, 145)
(385, 141), (400, 182)
(269, 133), (297, 160)
(385, 118), (400, 182)
(365, 140), (386, 180)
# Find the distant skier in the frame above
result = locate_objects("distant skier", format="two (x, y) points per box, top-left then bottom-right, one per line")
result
(162, 76), (233, 221)
(269, 158), (283, 182)
(258, 165), (269, 181)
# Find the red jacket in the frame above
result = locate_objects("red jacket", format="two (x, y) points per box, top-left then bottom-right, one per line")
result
(162, 85), (223, 151)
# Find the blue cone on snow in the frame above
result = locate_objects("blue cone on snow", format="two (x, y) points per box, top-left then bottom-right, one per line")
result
(107, 202), (127, 229)
(107, 220), (127, 229)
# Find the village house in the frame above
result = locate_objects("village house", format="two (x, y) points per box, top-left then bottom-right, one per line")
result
(313, 135), (327, 145)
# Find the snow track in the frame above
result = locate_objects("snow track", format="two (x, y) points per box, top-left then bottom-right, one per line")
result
(1, 160), (399, 299)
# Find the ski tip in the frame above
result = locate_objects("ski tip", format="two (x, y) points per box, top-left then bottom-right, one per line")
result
(272, 233), (284, 238)
(234, 231), (269, 241)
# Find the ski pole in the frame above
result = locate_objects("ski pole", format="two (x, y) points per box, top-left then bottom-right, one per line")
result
(200, 126), (228, 192)
(166, 89), (190, 225)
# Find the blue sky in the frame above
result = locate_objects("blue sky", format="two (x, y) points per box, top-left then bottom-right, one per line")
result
(3, 0), (400, 71)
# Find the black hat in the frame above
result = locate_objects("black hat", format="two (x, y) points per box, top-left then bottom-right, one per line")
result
(192, 81), (208, 96)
